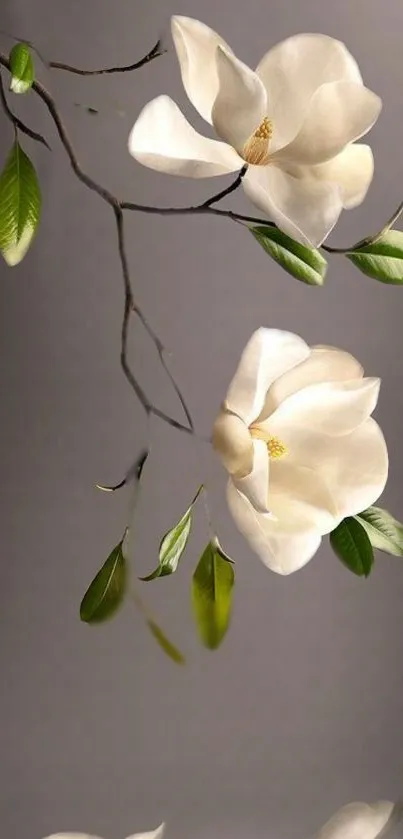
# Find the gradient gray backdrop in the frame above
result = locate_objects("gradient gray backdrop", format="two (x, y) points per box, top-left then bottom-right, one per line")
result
(1, 1), (403, 838)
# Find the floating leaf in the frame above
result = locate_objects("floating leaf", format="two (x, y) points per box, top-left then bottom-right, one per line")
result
(9, 42), (34, 94)
(356, 506), (403, 557)
(346, 231), (403, 284)
(141, 487), (202, 581)
(147, 619), (185, 664)
(251, 225), (327, 286)
(0, 140), (41, 266)
(191, 542), (235, 650)
(330, 517), (374, 577)
(80, 539), (127, 623)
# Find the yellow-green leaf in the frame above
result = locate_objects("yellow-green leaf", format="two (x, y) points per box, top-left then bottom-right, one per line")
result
(0, 141), (41, 266)
(191, 542), (235, 650)
(251, 225), (327, 286)
(346, 231), (403, 284)
(80, 540), (127, 623)
(9, 43), (34, 94)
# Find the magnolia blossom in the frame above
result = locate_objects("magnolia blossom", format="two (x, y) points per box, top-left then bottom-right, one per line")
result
(128, 16), (382, 246)
(213, 328), (388, 574)
(315, 801), (399, 839)
(43, 826), (165, 839)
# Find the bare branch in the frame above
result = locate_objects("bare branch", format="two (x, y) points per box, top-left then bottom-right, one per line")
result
(0, 68), (50, 149)
(49, 38), (166, 76)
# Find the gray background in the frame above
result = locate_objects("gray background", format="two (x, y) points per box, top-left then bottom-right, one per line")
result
(1, 1), (403, 838)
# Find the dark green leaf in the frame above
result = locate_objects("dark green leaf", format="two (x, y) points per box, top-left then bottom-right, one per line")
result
(251, 225), (327, 286)
(346, 231), (403, 284)
(191, 542), (235, 650)
(80, 540), (127, 623)
(9, 43), (34, 94)
(140, 487), (202, 581)
(330, 517), (374, 577)
(147, 619), (185, 664)
(0, 140), (41, 266)
(356, 506), (403, 557)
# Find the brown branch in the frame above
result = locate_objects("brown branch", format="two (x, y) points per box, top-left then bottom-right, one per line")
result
(0, 68), (50, 149)
(49, 38), (166, 75)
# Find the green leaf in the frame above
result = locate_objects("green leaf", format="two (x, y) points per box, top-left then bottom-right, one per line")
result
(147, 619), (185, 664)
(140, 487), (202, 581)
(0, 140), (41, 266)
(250, 225), (327, 286)
(346, 231), (403, 284)
(330, 517), (374, 577)
(191, 542), (235, 650)
(356, 506), (403, 557)
(80, 540), (127, 623)
(9, 43), (34, 94)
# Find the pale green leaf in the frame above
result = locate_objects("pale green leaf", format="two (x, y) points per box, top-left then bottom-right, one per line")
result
(0, 140), (41, 266)
(147, 619), (185, 664)
(9, 43), (34, 94)
(330, 517), (374, 577)
(346, 231), (403, 284)
(141, 486), (202, 581)
(80, 540), (127, 623)
(251, 225), (327, 286)
(356, 506), (403, 557)
(192, 542), (235, 650)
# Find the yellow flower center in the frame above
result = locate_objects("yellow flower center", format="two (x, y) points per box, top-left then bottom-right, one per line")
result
(242, 117), (273, 166)
(250, 425), (288, 459)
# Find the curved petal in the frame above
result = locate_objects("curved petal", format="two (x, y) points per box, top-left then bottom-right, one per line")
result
(224, 327), (310, 426)
(243, 164), (343, 247)
(256, 33), (362, 152)
(268, 377), (380, 437)
(315, 802), (396, 839)
(302, 143), (374, 209)
(211, 47), (267, 150)
(270, 418), (388, 520)
(270, 459), (339, 533)
(227, 481), (322, 574)
(171, 16), (233, 124)
(259, 346), (363, 419)
(274, 81), (381, 166)
(42, 836), (102, 839)
(128, 96), (241, 177)
(231, 438), (271, 513)
(126, 826), (166, 839)
(212, 409), (253, 477)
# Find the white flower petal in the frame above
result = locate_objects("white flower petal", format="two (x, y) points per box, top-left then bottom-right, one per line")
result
(268, 377), (380, 437)
(224, 327), (310, 426)
(260, 346), (364, 418)
(211, 47), (267, 150)
(231, 438), (271, 513)
(212, 409), (253, 477)
(126, 825), (166, 839)
(42, 835), (102, 839)
(256, 33), (362, 152)
(243, 164), (343, 247)
(171, 16), (232, 124)
(275, 81), (381, 166)
(128, 96), (241, 177)
(272, 418), (388, 520)
(302, 143), (374, 208)
(316, 802), (396, 839)
(270, 459), (339, 533)
(227, 480), (322, 574)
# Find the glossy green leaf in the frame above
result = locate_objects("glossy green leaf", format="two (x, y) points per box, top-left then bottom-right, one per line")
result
(141, 487), (202, 581)
(192, 542), (235, 650)
(251, 225), (327, 286)
(0, 140), (41, 266)
(356, 506), (403, 557)
(80, 540), (127, 623)
(346, 231), (403, 284)
(330, 517), (374, 577)
(147, 619), (185, 664)
(9, 43), (34, 93)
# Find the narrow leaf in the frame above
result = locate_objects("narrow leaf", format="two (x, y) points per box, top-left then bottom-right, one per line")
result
(147, 619), (185, 664)
(251, 225), (327, 286)
(346, 231), (403, 284)
(80, 540), (127, 623)
(9, 43), (34, 94)
(0, 140), (41, 266)
(330, 517), (374, 577)
(192, 542), (235, 650)
(141, 487), (202, 581)
(356, 506), (403, 557)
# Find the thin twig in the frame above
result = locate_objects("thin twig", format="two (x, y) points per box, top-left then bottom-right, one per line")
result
(49, 38), (166, 75)
(0, 68), (50, 149)
(201, 165), (247, 208)
(322, 200), (403, 254)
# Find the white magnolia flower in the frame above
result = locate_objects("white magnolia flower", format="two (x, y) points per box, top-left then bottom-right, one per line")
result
(128, 16), (382, 247)
(213, 328), (388, 575)
(43, 825), (165, 839)
(315, 801), (399, 839)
